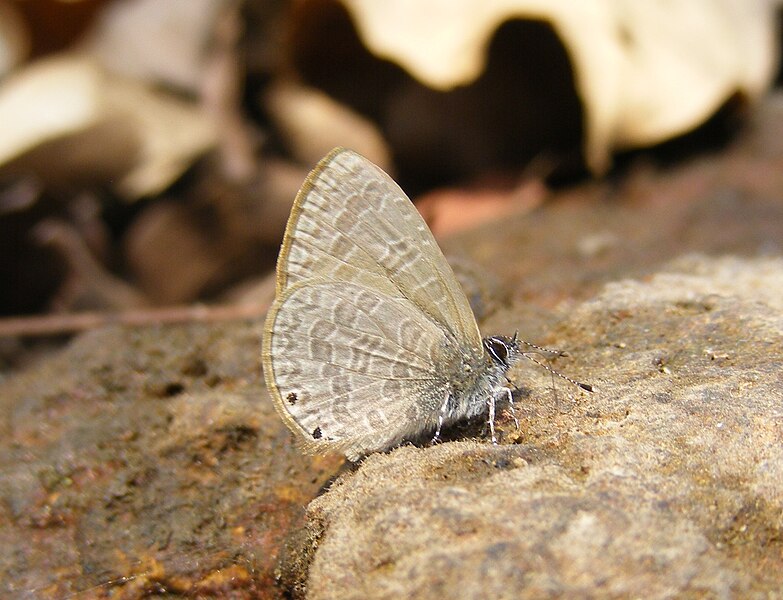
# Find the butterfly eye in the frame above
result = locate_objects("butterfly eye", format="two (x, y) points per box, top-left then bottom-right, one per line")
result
(484, 337), (510, 366)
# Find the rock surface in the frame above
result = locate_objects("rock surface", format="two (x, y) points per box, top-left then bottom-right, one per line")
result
(0, 321), (343, 598)
(4, 95), (783, 598)
(288, 255), (783, 599)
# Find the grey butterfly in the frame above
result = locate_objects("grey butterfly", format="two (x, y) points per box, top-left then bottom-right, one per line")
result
(263, 148), (581, 461)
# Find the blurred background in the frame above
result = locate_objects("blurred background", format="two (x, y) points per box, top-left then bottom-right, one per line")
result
(0, 0), (780, 368)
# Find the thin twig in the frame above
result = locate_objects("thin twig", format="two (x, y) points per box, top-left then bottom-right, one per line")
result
(0, 304), (268, 338)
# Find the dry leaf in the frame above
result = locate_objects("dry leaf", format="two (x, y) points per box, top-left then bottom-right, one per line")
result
(417, 179), (546, 237)
(0, 0), (29, 77)
(339, 0), (778, 172)
(265, 80), (392, 170)
(80, 0), (232, 91)
(0, 54), (216, 198)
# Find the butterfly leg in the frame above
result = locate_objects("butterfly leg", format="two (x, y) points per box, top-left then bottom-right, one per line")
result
(487, 395), (497, 444)
(431, 390), (450, 445)
(505, 387), (520, 430)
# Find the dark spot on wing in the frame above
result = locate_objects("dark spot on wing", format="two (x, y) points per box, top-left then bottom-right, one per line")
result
(312, 426), (322, 439)
(287, 392), (297, 405)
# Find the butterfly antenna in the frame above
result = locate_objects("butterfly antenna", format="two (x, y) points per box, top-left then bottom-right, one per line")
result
(518, 338), (572, 359)
(520, 350), (593, 392)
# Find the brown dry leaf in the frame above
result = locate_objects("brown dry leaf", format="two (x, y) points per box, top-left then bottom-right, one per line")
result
(124, 201), (227, 304)
(0, 54), (217, 199)
(416, 179), (546, 238)
(80, 0), (232, 91)
(340, 0), (778, 172)
(34, 219), (149, 312)
(0, 0), (29, 77)
(84, 0), (258, 182)
(265, 80), (392, 170)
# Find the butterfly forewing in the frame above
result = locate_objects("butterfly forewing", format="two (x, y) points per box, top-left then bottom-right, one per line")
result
(275, 149), (481, 345)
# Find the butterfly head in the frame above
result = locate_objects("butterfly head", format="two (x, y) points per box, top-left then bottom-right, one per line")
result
(482, 333), (522, 371)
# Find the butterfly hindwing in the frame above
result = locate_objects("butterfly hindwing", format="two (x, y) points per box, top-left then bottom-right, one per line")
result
(264, 279), (454, 458)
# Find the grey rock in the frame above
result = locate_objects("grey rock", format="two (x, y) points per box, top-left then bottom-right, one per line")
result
(289, 254), (783, 599)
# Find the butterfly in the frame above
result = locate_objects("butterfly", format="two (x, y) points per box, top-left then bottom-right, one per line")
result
(262, 149), (589, 460)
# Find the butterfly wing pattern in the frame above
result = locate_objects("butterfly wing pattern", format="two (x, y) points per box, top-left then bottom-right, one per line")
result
(263, 149), (509, 460)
